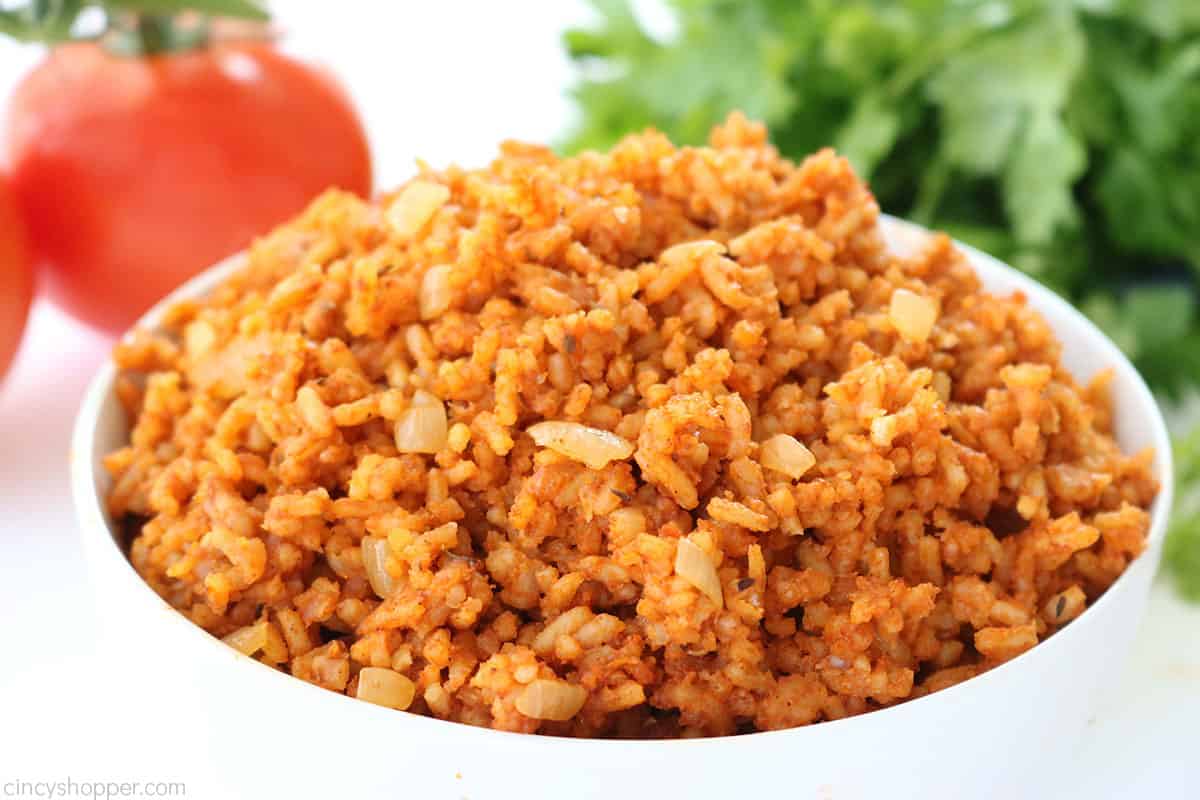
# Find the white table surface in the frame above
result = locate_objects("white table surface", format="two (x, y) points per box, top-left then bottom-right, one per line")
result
(0, 4), (1195, 798)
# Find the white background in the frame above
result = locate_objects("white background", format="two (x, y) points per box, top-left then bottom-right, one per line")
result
(0, 3), (1195, 797)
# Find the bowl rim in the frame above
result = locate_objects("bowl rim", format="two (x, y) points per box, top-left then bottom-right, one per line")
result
(70, 214), (1175, 750)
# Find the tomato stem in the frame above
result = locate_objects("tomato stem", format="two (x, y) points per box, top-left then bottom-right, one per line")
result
(107, 13), (210, 58)
(135, 15), (173, 54)
(0, 3), (268, 50)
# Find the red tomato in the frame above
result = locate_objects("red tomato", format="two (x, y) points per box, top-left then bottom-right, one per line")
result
(0, 173), (33, 383)
(6, 42), (372, 333)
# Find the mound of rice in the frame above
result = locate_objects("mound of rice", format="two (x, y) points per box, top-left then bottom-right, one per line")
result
(105, 113), (1157, 737)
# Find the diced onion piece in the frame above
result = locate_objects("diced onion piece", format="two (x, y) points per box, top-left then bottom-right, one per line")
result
(527, 421), (634, 470)
(361, 535), (396, 598)
(674, 537), (724, 608)
(889, 288), (938, 343)
(222, 620), (268, 656)
(420, 264), (454, 320)
(184, 319), (217, 357)
(189, 333), (270, 399)
(394, 390), (448, 453)
(514, 679), (588, 721)
(387, 180), (450, 240)
(261, 622), (289, 664)
(760, 433), (816, 479)
(356, 667), (416, 710)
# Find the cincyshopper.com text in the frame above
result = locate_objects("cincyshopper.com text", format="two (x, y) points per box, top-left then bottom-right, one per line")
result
(3, 779), (185, 799)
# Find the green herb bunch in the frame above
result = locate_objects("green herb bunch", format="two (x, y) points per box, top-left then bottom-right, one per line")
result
(564, 0), (1200, 599)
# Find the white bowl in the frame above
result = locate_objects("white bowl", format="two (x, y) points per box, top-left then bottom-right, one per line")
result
(71, 216), (1173, 800)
